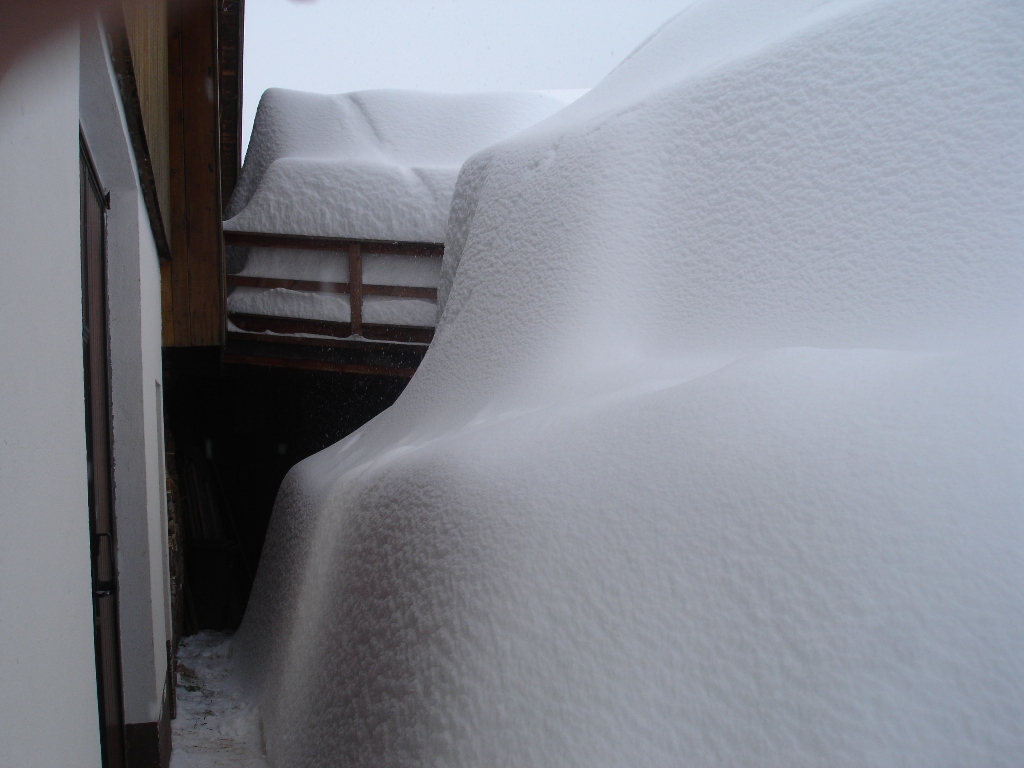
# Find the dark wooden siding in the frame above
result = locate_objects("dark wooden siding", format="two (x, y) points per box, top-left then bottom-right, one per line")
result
(163, 0), (225, 347)
(218, 0), (245, 208)
(122, 0), (172, 243)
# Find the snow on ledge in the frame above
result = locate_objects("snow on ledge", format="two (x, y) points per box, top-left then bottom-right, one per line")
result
(223, 88), (573, 243)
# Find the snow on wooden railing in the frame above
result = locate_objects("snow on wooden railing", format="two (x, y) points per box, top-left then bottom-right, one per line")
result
(224, 230), (443, 345)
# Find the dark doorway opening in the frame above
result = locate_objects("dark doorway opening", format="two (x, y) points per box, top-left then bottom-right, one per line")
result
(162, 348), (409, 633)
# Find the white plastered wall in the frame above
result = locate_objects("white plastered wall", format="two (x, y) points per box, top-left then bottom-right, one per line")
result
(79, 17), (171, 727)
(0, 31), (104, 768)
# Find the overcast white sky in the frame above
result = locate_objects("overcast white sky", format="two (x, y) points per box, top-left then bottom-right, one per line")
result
(241, 0), (689, 157)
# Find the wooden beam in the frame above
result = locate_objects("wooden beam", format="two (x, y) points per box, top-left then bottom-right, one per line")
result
(160, 258), (174, 346)
(225, 331), (429, 355)
(181, 0), (223, 346)
(217, 0), (244, 207)
(348, 242), (362, 336)
(225, 332), (427, 378)
(223, 229), (444, 257)
(228, 313), (435, 345)
(165, 3), (190, 345)
(112, 3), (171, 260)
(226, 274), (437, 299)
(223, 354), (417, 378)
(361, 283), (438, 299)
(228, 275), (352, 293)
(165, 0), (224, 346)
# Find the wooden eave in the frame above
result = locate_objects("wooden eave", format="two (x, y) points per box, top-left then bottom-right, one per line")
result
(107, 10), (172, 261)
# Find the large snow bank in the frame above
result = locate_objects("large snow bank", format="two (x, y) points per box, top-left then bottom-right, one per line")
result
(236, 1), (1024, 765)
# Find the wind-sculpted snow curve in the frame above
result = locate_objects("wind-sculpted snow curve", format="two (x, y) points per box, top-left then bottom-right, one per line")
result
(234, 1), (1024, 765)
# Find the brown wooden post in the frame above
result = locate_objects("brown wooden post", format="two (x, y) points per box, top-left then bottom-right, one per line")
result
(218, 0), (245, 208)
(166, 0), (225, 347)
(117, 0), (172, 253)
(348, 242), (363, 336)
(165, 3), (190, 346)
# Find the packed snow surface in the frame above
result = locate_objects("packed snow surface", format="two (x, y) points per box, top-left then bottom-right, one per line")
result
(235, 1), (1024, 765)
(170, 632), (267, 768)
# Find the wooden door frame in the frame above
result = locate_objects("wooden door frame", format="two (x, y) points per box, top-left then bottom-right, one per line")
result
(81, 134), (128, 768)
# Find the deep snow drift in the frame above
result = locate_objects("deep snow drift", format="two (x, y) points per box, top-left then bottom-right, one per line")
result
(224, 89), (571, 327)
(235, 1), (1024, 765)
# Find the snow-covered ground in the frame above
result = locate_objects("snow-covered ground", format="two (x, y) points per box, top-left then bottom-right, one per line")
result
(228, 0), (1024, 765)
(170, 632), (267, 768)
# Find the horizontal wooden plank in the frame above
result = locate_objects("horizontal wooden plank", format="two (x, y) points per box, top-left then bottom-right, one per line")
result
(225, 331), (429, 356)
(228, 312), (435, 345)
(224, 353), (418, 378)
(365, 284), (437, 299)
(223, 230), (444, 257)
(218, 0), (244, 207)
(228, 274), (351, 293)
(226, 274), (437, 299)
(226, 333), (427, 373)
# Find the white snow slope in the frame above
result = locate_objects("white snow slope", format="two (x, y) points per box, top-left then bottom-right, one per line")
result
(234, 1), (1024, 766)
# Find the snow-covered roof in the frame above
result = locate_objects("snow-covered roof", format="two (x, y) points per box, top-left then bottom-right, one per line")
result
(236, 0), (1024, 765)
(223, 88), (571, 242)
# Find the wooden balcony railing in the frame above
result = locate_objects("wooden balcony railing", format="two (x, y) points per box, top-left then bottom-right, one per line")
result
(223, 230), (444, 375)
